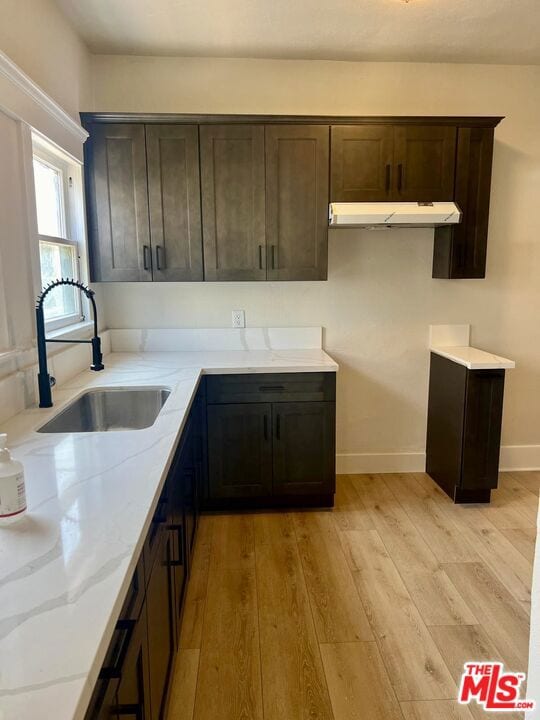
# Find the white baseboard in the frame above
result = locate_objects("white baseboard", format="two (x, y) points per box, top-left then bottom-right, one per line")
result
(336, 452), (426, 474)
(337, 445), (540, 474)
(499, 445), (540, 471)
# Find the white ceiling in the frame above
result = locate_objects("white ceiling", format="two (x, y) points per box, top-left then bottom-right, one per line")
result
(55, 0), (540, 65)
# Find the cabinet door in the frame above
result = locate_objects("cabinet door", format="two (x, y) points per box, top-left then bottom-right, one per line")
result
(146, 125), (203, 281)
(200, 125), (266, 281)
(330, 125), (394, 202)
(393, 125), (456, 201)
(265, 125), (329, 280)
(85, 123), (152, 282)
(146, 528), (175, 720)
(462, 370), (505, 491)
(433, 127), (494, 279)
(272, 402), (335, 496)
(169, 465), (187, 643)
(115, 608), (151, 720)
(207, 403), (273, 498)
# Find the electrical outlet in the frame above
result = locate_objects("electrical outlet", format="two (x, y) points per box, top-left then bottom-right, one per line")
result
(232, 310), (245, 328)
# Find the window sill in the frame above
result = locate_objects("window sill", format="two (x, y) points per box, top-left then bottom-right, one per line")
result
(46, 320), (95, 342)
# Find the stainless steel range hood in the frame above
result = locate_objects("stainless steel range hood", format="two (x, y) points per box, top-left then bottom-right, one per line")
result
(329, 202), (462, 228)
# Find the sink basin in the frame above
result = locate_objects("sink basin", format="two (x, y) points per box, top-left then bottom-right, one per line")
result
(37, 387), (171, 433)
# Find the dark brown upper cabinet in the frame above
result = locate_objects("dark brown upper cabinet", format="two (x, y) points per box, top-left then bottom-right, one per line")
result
(433, 126), (495, 278)
(146, 124), (203, 281)
(200, 125), (266, 281)
(330, 125), (394, 202)
(82, 114), (501, 281)
(331, 124), (456, 203)
(265, 125), (329, 281)
(393, 125), (456, 201)
(85, 122), (202, 282)
(85, 123), (152, 282)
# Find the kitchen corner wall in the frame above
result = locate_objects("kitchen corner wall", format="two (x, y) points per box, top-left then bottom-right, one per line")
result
(0, 0), (103, 424)
(89, 57), (540, 471)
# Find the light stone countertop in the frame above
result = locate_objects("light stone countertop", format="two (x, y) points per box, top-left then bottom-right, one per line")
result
(0, 349), (337, 720)
(430, 345), (516, 370)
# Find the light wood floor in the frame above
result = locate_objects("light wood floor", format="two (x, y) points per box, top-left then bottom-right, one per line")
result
(167, 472), (539, 720)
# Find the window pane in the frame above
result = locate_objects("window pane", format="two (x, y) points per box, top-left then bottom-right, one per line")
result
(40, 241), (79, 321)
(33, 157), (65, 238)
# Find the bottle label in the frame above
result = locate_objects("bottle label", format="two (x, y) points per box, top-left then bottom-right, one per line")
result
(0, 472), (27, 518)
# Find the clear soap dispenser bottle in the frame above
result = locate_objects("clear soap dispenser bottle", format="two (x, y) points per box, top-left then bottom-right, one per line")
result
(0, 433), (27, 525)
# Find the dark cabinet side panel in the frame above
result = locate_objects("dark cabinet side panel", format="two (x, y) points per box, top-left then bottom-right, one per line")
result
(433, 127), (495, 279)
(272, 401), (336, 496)
(425, 353), (468, 499)
(207, 403), (273, 498)
(146, 124), (203, 281)
(200, 125), (266, 281)
(265, 125), (329, 280)
(85, 123), (152, 282)
(393, 125), (456, 201)
(330, 125), (394, 202)
(461, 370), (505, 490)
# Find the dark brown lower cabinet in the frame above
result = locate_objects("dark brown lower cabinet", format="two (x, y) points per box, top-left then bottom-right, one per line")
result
(115, 609), (151, 720)
(426, 352), (505, 503)
(146, 527), (175, 719)
(272, 401), (335, 496)
(86, 385), (203, 720)
(206, 373), (336, 508)
(207, 402), (273, 498)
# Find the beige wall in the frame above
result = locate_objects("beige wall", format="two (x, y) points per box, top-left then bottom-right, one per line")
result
(90, 57), (540, 465)
(0, 0), (91, 120)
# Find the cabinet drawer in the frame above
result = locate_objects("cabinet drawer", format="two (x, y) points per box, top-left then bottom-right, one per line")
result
(206, 372), (335, 404)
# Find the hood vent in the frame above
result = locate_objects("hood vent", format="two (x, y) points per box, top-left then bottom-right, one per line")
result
(329, 202), (462, 228)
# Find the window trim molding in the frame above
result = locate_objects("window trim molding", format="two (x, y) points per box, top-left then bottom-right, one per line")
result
(32, 133), (90, 333)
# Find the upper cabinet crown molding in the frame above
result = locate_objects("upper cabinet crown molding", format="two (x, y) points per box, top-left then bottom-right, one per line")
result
(0, 50), (88, 144)
(81, 112), (503, 129)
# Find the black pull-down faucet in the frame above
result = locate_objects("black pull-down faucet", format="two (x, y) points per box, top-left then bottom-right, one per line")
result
(36, 278), (104, 408)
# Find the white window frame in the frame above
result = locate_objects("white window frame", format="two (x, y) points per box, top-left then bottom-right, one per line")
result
(32, 132), (88, 332)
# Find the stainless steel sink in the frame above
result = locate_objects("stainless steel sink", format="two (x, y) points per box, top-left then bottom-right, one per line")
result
(37, 387), (171, 433)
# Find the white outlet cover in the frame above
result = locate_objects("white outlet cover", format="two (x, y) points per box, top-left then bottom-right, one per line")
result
(232, 310), (245, 328)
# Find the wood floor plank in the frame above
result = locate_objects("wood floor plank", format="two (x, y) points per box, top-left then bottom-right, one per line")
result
(384, 474), (479, 563)
(507, 471), (540, 496)
(293, 510), (338, 537)
(405, 570), (479, 627)
(333, 475), (375, 531)
(428, 624), (526, 720)
(167, 649), (200, 720)
(340, 529), (456, 701)
(442, 563), (530, 671)
(481, 474), (537, 529)
(350, 474), (444, 574)
(296, 528), (373, 642)
(400, 700), (474, 720)
(211, 513), (255, 569)
(256, 533), (333, 720)
(253, 512), (296, 547)
(194, 566), (263, 720)
(446, 509), (533, 606)
(501, 527), (537, 564)
(320, 641), (403, 720)
(350, 475), (477, 626)
(179, 541), (211, 649)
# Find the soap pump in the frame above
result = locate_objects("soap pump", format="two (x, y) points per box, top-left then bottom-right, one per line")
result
(0, 434), (27, 525)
